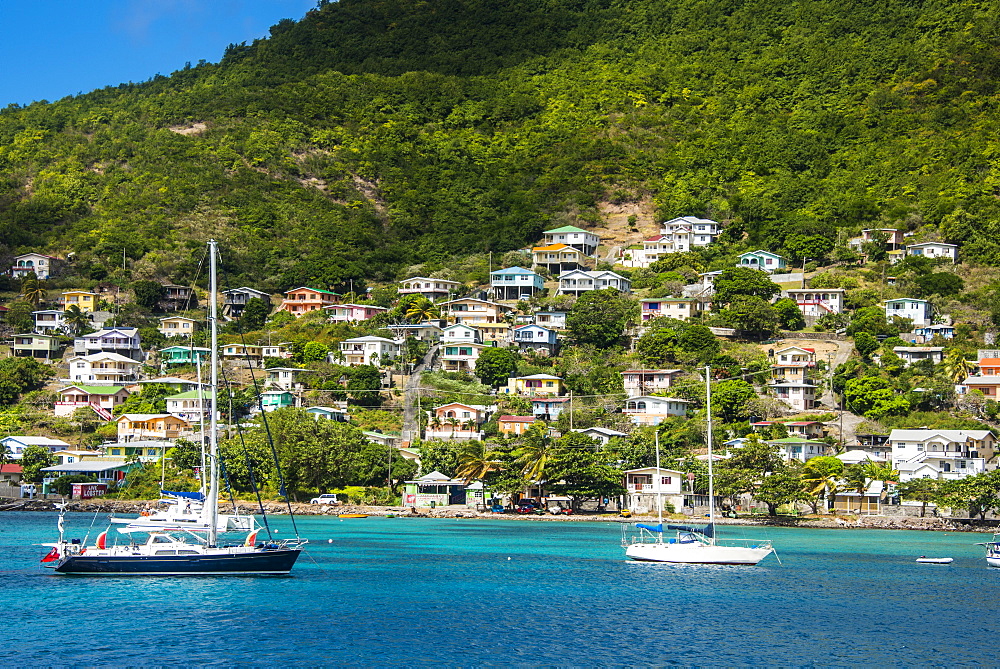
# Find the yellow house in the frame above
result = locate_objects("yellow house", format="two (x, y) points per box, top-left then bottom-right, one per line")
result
(504, 374), (566, 397)
(61, 290), (99, 313)
(116, 413), (192, 442)
(158, 316), (199, 338)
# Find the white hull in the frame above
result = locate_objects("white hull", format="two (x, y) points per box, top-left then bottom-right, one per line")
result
(915, 557), (953, 564)
(987, 556), (1000, 568)
(626, 541), (772, 565)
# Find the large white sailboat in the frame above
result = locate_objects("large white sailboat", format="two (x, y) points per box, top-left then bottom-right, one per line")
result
(623, 365), (774, 565)
(42, 240), (306, 575)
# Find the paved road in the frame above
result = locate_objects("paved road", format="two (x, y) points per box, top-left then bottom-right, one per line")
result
(401, 344), (438, 443)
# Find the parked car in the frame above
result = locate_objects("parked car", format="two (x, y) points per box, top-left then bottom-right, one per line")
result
(310, 494), (341, 505)
(514, 499), (543, 514)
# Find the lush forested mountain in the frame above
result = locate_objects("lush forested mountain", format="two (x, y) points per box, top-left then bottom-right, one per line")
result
(2, 0), (999, 290)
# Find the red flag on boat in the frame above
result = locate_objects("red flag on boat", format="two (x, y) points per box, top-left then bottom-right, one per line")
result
(40, 548), (59, 563)
(245, 531), (258, 547)
(96, 531), (107, 549)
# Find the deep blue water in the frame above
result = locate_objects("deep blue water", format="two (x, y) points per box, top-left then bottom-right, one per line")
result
(2, 511), (996, 666)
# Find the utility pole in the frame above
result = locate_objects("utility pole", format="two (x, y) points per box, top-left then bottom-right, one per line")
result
(569, 390), (573, 430)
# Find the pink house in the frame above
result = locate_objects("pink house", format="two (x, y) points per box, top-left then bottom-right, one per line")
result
(325, 303), (388, 323)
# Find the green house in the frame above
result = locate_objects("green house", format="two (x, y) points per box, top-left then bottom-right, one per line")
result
(160, 345), (211, 366)
(260, 390), (295, 412)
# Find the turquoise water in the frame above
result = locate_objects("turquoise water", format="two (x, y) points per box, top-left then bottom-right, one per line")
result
(2, 511), (996, 665)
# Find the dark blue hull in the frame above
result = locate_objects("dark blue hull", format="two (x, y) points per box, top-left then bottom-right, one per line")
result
(53, 549), (301, 575)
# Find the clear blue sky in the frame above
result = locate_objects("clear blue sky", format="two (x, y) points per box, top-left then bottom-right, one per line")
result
(0, 0), (317, 107)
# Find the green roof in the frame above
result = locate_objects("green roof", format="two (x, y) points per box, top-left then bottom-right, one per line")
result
(545, 225), (589, 234)
(61, 385), (126, 395)
(167, 390), (215, 400)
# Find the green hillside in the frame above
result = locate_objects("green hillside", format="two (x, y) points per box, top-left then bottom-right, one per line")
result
(2, 0), (999, 289)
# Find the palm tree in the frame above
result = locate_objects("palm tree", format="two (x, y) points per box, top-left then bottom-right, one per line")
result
(405, 298), (439, 323)
(446, 417), (460, 437)
(456, 441), (500, 483)
(842, 464), (872, 513)
(801, 456), (844, 512)
(20, 276), (47, 307)
(942, 349), (972, 385)
(462, 418), (478, 434)
(862, 460), (900, 505)
(514, 425), (558, 483)
(63, 304), (91, 335)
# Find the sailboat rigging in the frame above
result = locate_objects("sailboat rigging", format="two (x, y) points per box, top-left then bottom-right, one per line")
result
(622, 365), (775, 565)
(42, 240), (306, 575)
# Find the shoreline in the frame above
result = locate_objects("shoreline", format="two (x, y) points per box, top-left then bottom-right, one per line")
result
(2, 497), (995, 533)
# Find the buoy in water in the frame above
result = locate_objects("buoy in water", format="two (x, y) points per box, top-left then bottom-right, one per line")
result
(328, 539), (333, 544)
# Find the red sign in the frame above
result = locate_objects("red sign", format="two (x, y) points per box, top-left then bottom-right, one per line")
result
(72, 483), (108, 499)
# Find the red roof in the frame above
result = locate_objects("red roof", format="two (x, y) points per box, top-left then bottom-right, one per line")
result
(1, 464), (23, 474)
(498, 415), (536, 423)
(645, 235), (664, 242)
(979, 358), (1000, 366)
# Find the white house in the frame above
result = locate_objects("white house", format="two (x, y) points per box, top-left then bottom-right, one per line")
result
(769, 381), (818, 411)
(884, 298), (933, 327)
(658, 216), (723, 253)
(848, 228), (906, 251)
(490, 267), (545, 300)
(621, 369), (683, 396)
(557, 269), (631, 295)
(905, 242), (958, 263)
(737, 250), (787, 273)
(623, 467), (685, 513)
(640, 298), (701, 322)
(534, 311), (568, 329)
(441, 323), (483, 344)
(12, 253), (60, 279)
(165, 390), (215, 423)
(441, 342), (488, 372)
(385, 323), (443, 343)
(265, 367), (306, 390)
(0, 436), (72, 459)
(157, 316), (198, 338)
(892, 346), (944, 367)
(398, 277), (461, 302)
(889, 429), (995, 482)
(782, 288), (846, 319)
(573, 427), (628, 446)
(439, 298), (512, 325)
(622, 396), (691, 425)
(74, 327), (144, 361)
(67, 352), (142, 385)
(32, 310), (67, 334)
(512, 324), (558, 354)
(339, 336), (402, 367)
(766, 437), (828, 463)
(542, 225), (600, 256)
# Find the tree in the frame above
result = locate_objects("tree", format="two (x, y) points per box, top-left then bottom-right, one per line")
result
(131, 280), (166, 310)
(773, 298), (805, 331)
(914, 272), (964, 298)
(2, 300), (34, 332)
(54, 474), (97, 496)
(942, 349), (972, 384)
(861, 460), (899, 504)
(860, 230), (889, 262)
(514, 423), (560, 482)
(474, 347), (519, 387)
(20, 445), (54, 483)
(896, 477), (940, 517)
(169, 439), (203, 472)
(783, 234), (834, 263)
(712, 268), (781, 305)
(715, 435), (786, 507)
(19, 275), (47, 307)
(841, 464), (873, 512)
(546, 446), (625, 509)
(403, 297), (439, 323)
(938, 470), (1000, 520)
(712, 379), (757, 423)
(755, 472), (806, 516)
(418, 440), (460, 477)
(0, 357), (54, 407)
(846, 306), (897, 337)
(566, 289), (638, 349)
(853, 332), (879, 361)
(240, 297), (271, 331)
(722, 296), (779, 339)
(455, 441), (501, 482)
(347, 365), (383, 407)
(801, 456), (845, 510)
(843, 376), (910, 419)
(63, 304), (91, 335)
(301, 341), (328, 362)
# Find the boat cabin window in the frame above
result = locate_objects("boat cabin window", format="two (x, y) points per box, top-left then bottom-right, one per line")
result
(177, 550), (198, 555)
(151, 535), (174, 544)
(154, 550), (177, 555)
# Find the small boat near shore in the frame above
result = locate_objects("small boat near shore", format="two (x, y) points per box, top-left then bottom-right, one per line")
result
(338, 513), (369, 519)
(915, 556), (953, 564)
(974, 534), (1000, 567)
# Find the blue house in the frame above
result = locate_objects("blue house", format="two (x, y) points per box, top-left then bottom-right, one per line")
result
(530, 397), (571, 421)
(512, 324), (558, 355)
(259, 390), (296, 412)
(490, 267), (545, 300)
(737, 250), (787, 273)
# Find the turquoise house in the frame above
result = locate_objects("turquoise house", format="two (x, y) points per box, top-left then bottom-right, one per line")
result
(260, 390), (296, 412)
(160, 345), (211, 366)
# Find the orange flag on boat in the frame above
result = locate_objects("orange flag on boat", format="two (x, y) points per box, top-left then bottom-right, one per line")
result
(245, 531), (258, 547)
(40, 548), (59, 563)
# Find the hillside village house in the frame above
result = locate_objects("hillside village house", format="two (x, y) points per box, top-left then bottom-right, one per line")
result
(531, 243), (586, 273)
(913, 324), (956, 341)
(165, 390), (215, 423)
(260, 390), (296, 412)
(222, 343), (263, 361)
(504, 374), (565, 397)
(385, 323), (443, 343)
(159, 345), (211, 366)
(158, 316), (198, 338)
(890, 429), (994, 481)
(622, 396), (691, 425)
(12, 253), (61, 279)
(442, 323), (483, 344)
(618, 236), (670, 269)
(262, 343), (293, 359)
(136, 377), (202, 394)
(12, 333), (62, 360)
(279, 287), (340, 316)
(769, 381), (818, 411)
(512, 324), (558, 355)
(39, 461), (135, 489)
(0, 436), (71, 459)
(102, 440), (172, 463)
(557, 270), (631, 295)
(339, 336), (402, 366)
(738, 250), (787, 273)
(440, 341), (488, 372)
(771, 346), (816, 384)
(782, 288), (846, 319)
(962, 375), (1000, 397)
(892, 346), (944, 367)
(783, 421), (824, 439)
(621, 369), (683, 396)
(159, 284), (195, 311)
(60, 290), (98, 312)
(116, 414), (192, 442)
(54, 385), (130, 418)
(222, 287), (271, 320)
(848, 228), (906, 251)
(305, 406), (349, 422)
(905, 242), (958, 263)
(68, 352), (142, 385)
(265, 367), (306, 390)
(542, 225), (600, 256)
(471, 322), (510, 344)
(75, 327), (143, 361)
(884, 298), (933, 327)
(425, 403), (487, 440)
(766, 437), (828, 463)
(490, 267), (545, 300)
(325, 303), (388, 323)
(498, 415), (536, 436)
(640, 297), (700, 322)
(624, 467), (685, 514)
(398, 277), (461, 302)
(573, 426), (628, 446)
(534, 311), (568, 329)
(31, 310), (67, 334)
(439, 297), (512, 325)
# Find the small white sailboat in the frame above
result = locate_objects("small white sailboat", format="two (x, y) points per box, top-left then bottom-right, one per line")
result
(623, 365), (774, 565)
(110, 490), (254, 534)
(974, 534), (1000, 568)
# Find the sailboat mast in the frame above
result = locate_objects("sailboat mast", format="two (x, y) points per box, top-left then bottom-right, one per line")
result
(207, 240), (220, 548)
(654, 430), (663, 536)
(195, 347), (207, 496)
(705, 365), (715, 542)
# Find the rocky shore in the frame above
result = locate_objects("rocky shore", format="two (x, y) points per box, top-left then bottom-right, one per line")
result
(2, 497), (993, 532)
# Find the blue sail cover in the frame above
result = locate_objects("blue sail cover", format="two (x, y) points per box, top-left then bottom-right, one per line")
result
(161, 490), (205, 501)
(636, 523), (662, 533)
(664, 523), (715, 537)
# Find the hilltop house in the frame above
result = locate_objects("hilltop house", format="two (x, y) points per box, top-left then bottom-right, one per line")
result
(116, 414), (192, 442)
(771, 346), (817, 384)
(31, 310), (67, 334)
(159, 284), (195, 311)
(439, 297), (512, 326)
(60, 290), (98, 313)
(640, 297), (701, 322)
(325, 303), (388, 323)
(490, 266), (545, 300)
(384, 323), (443, 343)
(531, 244), (586, 273)
(11, 333), (62, 360)
(512, 324), (558, 355)
(737, 250), (787, 273)
(265, 367), (306, 390)
(905, 242), (958, 263)
(398, 277), (462, 302)
(782, 288), (846, 319)
(425, 403), (487, 440)
(913, 324), (956, 342)
(222, 287), (271, 320)
(534, 311), (568, 329)
(892, 346), (944, 367)
(158, 316), (198, 338)
(54, 385), (130, 418)
(542, 225), (600, 256)
(339, 336), (402, 367)
(74, 327), (144, 361)
(504, 374), (565, 397)
(658, 216), (723, 254)
(890, 429), (994, 481)
(262, 343), (293, 359)
(67, 352), (142, 385)
(848, 229), (906, 252)
(622, 396), (691, 425)
(12, 253), (61, 280)
(278, 287), (340, 316)
(621, 369), (683, 396)
(884, 298), (933, 327)
(557, 270), (631, 296)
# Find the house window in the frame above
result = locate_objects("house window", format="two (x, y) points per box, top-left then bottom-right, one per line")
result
(661, 476), (671, 485)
